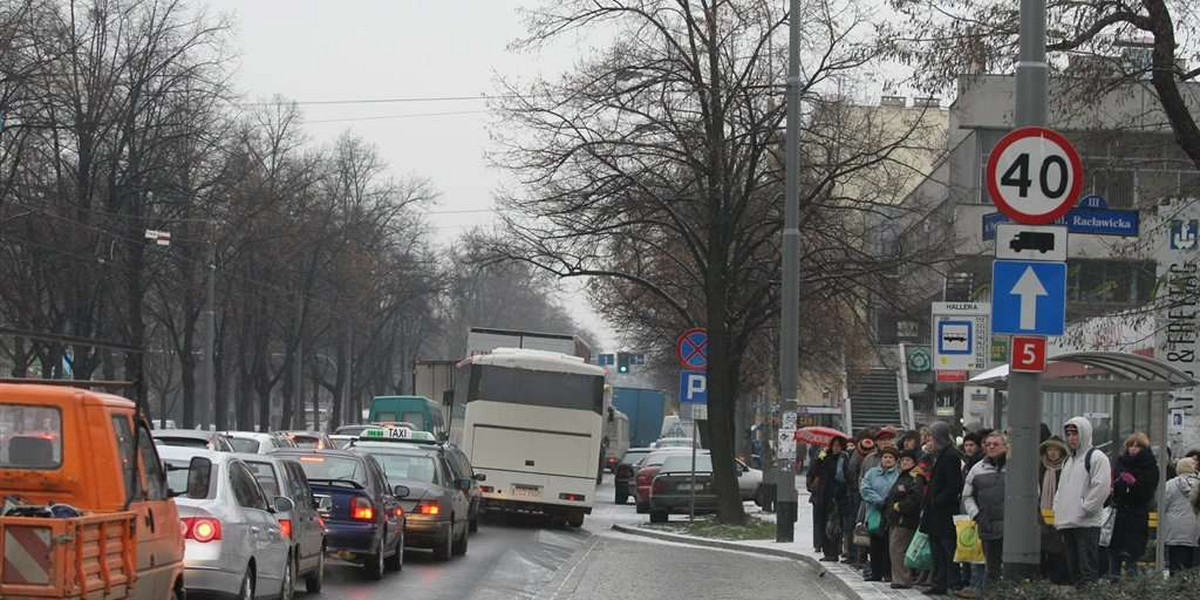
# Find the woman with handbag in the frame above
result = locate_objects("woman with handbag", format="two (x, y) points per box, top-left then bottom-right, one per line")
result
(861, 447), (901, 581)
(1109, 432), (1160, 578)
(813, 436), (850, 561)
(886, 449), (925, 589)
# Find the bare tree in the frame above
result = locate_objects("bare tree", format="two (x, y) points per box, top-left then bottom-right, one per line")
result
(492, 0), (942, 522)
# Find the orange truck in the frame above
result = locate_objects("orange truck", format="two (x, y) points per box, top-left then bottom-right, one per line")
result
(0, 384), (185, 600)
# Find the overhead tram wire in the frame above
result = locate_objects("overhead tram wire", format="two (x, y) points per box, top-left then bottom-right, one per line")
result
(234, 93), (545, 107)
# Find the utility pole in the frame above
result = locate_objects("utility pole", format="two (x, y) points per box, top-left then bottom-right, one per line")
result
(775, 0), (803, 543)
(201, 239), (217, 431)
(1001, 0), (1047, 579)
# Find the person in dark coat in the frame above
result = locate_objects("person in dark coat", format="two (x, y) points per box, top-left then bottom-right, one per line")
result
(919, 421), (964, 595)
(886, 449), (925, 589)
(1109, 432), (1160, 578)
(845, 428), (877, 566)
(809, 436), (849, 561)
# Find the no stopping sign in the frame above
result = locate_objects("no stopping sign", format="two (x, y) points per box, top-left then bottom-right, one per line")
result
(986, 127), (1084, 225)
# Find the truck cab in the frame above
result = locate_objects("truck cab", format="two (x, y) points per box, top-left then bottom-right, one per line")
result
(0, 384), (185, 600)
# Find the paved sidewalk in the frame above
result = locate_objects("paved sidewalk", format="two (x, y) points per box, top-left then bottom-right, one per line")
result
(612, 488), (931, 600)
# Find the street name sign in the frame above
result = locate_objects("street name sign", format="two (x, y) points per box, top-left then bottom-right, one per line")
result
(931, 302), (990, 371)
(994, 224), (1068, 262)
(986, 127), (1084, 225)
(991, 260), (1067, 336)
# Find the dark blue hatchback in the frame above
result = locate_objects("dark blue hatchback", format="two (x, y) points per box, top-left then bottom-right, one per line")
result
(274, 448), (406, 580)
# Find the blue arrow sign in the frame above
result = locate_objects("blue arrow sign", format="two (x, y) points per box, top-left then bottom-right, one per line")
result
(992, 260), (1067, 336)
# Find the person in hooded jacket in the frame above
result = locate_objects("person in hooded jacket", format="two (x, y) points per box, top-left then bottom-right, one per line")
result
(1053, 417), (1112, 587)
(919, 421), (963, 595)
(1038, 436), (1069, 583)
(886, 449), (925, 589)
(861, 447), (901, 582)
(1108, 432), (1160, 578)
(1161, 457), (1200, 575)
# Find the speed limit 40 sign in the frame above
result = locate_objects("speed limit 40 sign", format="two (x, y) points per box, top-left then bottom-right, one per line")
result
(986, 127), (1084, 225)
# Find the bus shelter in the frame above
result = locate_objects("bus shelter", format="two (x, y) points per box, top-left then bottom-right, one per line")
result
(970, 351), (1197, 571)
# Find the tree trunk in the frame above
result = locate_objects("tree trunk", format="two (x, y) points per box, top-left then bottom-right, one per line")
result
(180, 325), (197, 429)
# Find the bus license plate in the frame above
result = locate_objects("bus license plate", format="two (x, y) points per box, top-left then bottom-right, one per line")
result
(511, 485), (542, 499)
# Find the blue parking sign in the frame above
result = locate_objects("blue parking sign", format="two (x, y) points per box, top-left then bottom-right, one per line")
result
(678, 370), (708, 404)
(991, 260), (1067, 336)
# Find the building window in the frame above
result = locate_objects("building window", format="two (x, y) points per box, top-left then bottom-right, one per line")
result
(1067, 260), (1155, 305)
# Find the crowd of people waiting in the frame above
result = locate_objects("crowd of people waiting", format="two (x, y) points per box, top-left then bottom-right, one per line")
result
(805, 416), (1200, 597)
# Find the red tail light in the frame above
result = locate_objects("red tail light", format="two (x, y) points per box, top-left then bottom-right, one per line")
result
(416, 502), (440, 516)
(636, 467), (661, 487)
(279, 519), (293, 539)
(181, 517), (222, 542)
(559, 493), (586, 502)
(351, 497), (375, 521)
(480, 485), (494, 493)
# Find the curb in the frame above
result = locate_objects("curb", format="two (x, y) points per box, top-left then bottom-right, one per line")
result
(610, 523), (861, 600)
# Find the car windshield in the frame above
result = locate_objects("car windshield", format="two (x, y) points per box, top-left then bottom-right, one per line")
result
(621, 450), (650, 465)
(228, 438), (261, 453)
(661, 455), (713, 473)
(0, 405), (62, 469)
(656, 438), (694, 448)
(290, 435), (320, 449)
(155, 437), (208, 448)
(243, 461), (281, 496)
(293, 454), (367, 486)
(360, 449), (438, 484)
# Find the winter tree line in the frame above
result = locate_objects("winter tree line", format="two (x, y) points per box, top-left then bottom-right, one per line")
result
(0, 0), (586, 432)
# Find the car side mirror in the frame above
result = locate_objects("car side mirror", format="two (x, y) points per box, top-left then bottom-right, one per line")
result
(393, 484), (411, 499)
(456, 478), (472, 491)
(473, 473), (487, 482)
(186, 456), (212, 499)
(273, 496), (296, 514)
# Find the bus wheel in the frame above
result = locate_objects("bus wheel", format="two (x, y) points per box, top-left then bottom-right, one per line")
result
(566, 512), (584, 528)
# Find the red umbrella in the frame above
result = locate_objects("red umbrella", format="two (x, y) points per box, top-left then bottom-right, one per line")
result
(795, 426), (850, 446)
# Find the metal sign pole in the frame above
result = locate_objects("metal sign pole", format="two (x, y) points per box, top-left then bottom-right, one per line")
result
(690, 417), (697, 523)
(1001, 0), (1048, 579)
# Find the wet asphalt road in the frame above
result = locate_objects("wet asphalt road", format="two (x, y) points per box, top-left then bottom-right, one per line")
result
(313, 475), (836, 600)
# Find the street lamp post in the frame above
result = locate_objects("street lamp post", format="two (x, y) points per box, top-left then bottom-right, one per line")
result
(776, 0), (803, 542)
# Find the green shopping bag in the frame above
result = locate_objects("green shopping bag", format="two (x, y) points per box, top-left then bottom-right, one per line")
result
(905, 530), (934, 571)
(866, 506), (883, 534)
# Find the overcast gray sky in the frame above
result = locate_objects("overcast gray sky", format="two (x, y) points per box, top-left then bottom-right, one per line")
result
(202, 0), (618, 349)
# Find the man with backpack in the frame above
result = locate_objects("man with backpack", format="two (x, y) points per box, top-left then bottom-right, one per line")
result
(1053, 417), (1112, 587)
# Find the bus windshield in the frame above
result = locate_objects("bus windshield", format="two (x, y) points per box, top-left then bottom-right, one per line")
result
(468, 365), (603, 413)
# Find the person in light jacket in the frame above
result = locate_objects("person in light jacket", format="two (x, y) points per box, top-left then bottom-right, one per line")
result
(1161, 457), (1200, 575)
(861, 447), (901, 582)
(1053, 417), (1112, 587)
(958, 432), (1008, 598)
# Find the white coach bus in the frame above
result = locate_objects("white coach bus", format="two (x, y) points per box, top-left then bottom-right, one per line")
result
(455, 348), (606, 527)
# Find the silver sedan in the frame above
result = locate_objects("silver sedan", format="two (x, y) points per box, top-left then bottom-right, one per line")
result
(160, 446), (296, 600)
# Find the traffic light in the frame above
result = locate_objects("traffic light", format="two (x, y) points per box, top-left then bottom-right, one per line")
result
(617, 352), (630, 373)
